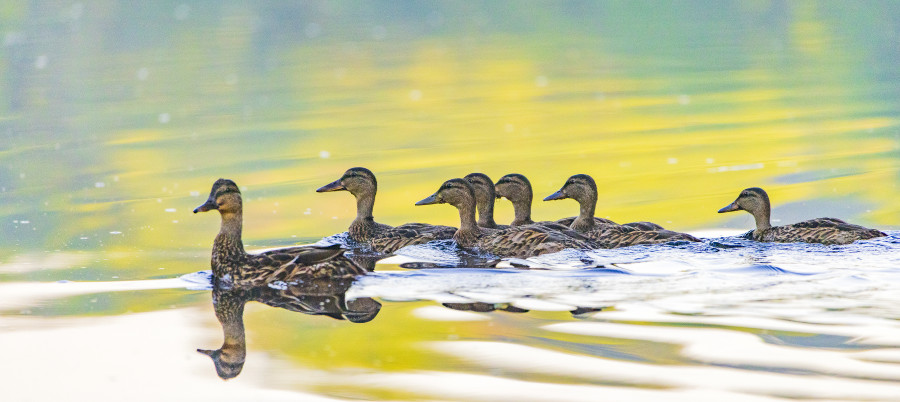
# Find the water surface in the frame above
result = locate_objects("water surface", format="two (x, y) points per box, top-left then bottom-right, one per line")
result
(2, 2), (900, 401)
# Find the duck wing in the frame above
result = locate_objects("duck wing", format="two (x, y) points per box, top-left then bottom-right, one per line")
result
(369, 223), (457, 253)
(764, 218), (886, 245)
(238, 245), (365, 286)
(556, 216), (618, 227)
(589, 226), (700, 248)
(478, 226), (592, 258)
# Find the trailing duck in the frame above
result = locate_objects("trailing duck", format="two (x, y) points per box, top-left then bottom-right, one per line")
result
(194, 179), (365, 286)
(317, 167), (456, 253)
(718, 187), (886, 245)
(416, 178), (593, 258)
(544, 174), (700, 247)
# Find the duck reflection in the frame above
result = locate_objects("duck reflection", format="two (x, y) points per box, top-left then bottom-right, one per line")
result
(441, 302), (603, 317)
(198, 277), (381, 380)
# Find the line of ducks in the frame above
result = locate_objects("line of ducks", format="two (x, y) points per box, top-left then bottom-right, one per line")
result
(194, 168), (886, 286)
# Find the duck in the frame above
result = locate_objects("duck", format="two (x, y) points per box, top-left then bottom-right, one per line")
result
(718, 187), (886, 245)
(463, 172), (508, 229)
(415, 178), (594, 258)
(194, 178), (366, 286)
(491, 173), (586, 232)
(543, 174), (700, 247)
(317, 167), (457, 253)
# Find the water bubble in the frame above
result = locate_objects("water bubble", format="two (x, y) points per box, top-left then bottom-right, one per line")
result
(667, 158), (679, 165)
(319, 150), (330, 159)
(409, 89), (423, 101)
(305, 23), (322, 38)
(190, 191), (200, 197)
(372, 25), (387, 41)
(174, 4), (191, 20)
(504, 124), (515, 133)
(536, 75), (549, 87)
(165, 208), (176, 213)
(95, 182), (105, 188)
(70, 3), (84, 20)
(110, 231), (122, 235)
(706, 158), (715, 164)
(35, 55), (48, 69)
(137, 67), (149, 81)
(678, 94), (691, 105)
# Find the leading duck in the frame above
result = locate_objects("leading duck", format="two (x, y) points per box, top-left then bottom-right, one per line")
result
(194, 179), (365, 286)
(317, 167), (456, 253)
(718, 187), (886, 244)
(415, 178), (594, 258)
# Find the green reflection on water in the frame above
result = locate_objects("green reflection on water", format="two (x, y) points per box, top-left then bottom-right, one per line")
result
(0, 3), (899, 395)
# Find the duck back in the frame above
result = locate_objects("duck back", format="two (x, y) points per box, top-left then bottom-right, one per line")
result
(368, 223), (457, 253)
(755, 218), (886, 245)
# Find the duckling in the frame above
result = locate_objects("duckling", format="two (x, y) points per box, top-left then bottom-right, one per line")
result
(544, 174), (700, 247)
(317, 167), (456, 253)
(194, 179), (365, 286)
(464, 173), (508, 229)
(718, 187), (886, 245)
(415, 178), (593, 258)
(492, 173), (584, 232)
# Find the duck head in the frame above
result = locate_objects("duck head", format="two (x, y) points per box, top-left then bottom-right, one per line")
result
(494, 173), (534, 226)
(415, 178), (475, 209)
(317, 167), (377, 197)
(719, 187), (772, 230)
(543, 174), (597, 204)
(194, 179), (242, 215)
(718, 187), (770, 214)
(495, 173), (532, 203)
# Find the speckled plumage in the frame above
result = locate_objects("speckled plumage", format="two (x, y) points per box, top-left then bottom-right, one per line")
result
(317, 167), (456, 253)
(719, 187), (885, 245)
(416, 178), (593, 258)
(544, 174), (699, 247)
(195, 179), (366, 287)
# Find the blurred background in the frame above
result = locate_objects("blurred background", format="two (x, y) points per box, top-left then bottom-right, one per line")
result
(2, 2), (900, 399)
(3, 1), (899, 265)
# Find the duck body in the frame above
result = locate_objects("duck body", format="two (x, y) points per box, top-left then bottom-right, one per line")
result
(544, 174), (700, 247)
(318, 167), (456, 253)
(195, 179), (366, 287)
(417, 178), (593, 258)
(719, 187), (886, 245)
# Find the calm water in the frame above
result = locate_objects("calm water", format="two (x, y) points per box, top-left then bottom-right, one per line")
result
(2, 2), (900, 401)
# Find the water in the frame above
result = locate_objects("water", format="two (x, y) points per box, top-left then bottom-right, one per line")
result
(2, 1), (900, 401)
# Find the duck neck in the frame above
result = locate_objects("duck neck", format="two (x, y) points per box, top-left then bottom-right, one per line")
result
(350, 190), (377, 239)
(476, 195), (498, 228)
(212, 211), (246, 274)
(571, 196), (597, 232)
(752, 203), (772, 232)
(454, 200), (482, 247)
(511, 195), (533, 226)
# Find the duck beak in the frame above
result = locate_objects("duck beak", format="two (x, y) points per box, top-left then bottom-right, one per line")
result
(718, 201), (741, 213)
(543, 190), (567, 201)
(316, 179), (346, 192)
(415, 193), (441, 206)
(193, 198), (218, 213)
